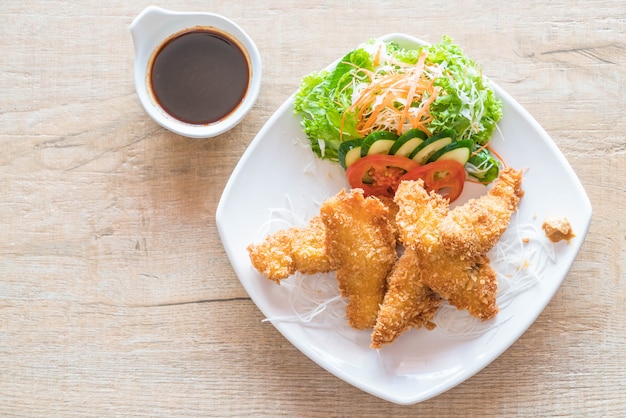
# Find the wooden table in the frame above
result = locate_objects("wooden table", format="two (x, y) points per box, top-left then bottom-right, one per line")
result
(2, 1), (624, 416)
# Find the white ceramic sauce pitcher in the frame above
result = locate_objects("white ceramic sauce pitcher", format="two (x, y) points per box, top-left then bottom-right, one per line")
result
(131, 6), (262, 138)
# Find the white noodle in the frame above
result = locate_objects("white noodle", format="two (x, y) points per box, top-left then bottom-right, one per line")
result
(263, 272), (347, 328)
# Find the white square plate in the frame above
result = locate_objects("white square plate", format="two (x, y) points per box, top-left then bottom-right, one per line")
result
(216, 33), (592, 405)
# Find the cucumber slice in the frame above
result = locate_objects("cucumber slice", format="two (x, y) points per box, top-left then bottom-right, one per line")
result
(344, 147), (363, 169)
(389, 128), (428, 157)
(360, 131), (399, 157)
(367, 139), (396, 155)
(338, 139), (363, 169)
(409, 129), (456, 165)
(427, 139), (474, 165)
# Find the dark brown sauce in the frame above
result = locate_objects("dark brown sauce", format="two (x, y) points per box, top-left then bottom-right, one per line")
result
(149, 28), (250, 125)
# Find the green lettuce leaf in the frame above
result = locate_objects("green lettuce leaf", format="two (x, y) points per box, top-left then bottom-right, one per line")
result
(466, 148), (500, 183)
(293, 49), (371, 161)
(425, 36), (502, 145)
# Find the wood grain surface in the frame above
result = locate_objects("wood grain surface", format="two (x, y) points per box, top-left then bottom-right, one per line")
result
(1, 1), (624, 416)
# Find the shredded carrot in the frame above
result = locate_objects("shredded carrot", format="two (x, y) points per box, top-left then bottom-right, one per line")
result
(360, 93), (397, 131)
(470, 142), (508, 169)
(487, 144), (508, 168)
(373, 45), (382, 67)
(471, 142), (490, 156)
(341, 52), (441, 138)
(397, 52), (428, 135)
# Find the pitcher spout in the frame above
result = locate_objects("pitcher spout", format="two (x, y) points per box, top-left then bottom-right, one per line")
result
(130, 6), (172, 53)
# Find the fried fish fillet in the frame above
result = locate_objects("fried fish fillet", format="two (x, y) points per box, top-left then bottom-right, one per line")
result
(320, 189), (397, 329)
(395, 169), (523, 321)
(419, 251), (499, 320)
(394, 179), (450, 254)
(249, 166), (522, 339)
(438, 167), (524, 259)
(290, 216), (332, 275)
(371, 248), (441, 348)
(247, 215), (331, 283)
(376, 195), (400, 239)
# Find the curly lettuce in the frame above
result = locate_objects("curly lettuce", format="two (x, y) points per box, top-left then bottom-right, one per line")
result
(294, 36), (502, 162)
(293, 49), (372, 160)
(425, 36), (502, 145)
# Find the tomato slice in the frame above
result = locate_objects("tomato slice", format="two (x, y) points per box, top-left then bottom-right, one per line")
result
(346, 155), (420, 198)
(399, 159), (466, 202)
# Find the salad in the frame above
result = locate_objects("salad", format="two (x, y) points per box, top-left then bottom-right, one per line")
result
(294, 36), (503, 201)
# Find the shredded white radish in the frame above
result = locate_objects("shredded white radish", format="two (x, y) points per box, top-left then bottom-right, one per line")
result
(263, 272), (347, 327)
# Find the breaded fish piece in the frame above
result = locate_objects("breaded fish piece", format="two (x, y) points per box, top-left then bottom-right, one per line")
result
(371, 249), (441, 348)
(247, 215), (331, 283)
(439, 167), (524, 259)
(247, 229), (294, 283)
(419, 252), (499, 320)
(395, 170), (522, 321)
(290, 216), (331, 275)
(376, 195), (400, 239)
(394, 179), (449, 253)
(321, 189), (397, 330)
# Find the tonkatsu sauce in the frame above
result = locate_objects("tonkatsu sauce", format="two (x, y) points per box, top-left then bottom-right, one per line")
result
(149, 28), (250, 125)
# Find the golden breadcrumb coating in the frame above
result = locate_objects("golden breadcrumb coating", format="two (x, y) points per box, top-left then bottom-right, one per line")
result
(290, 216), (332, 274)
(419, 252), (499, 320)
(321, 189), (397, 330)
(394, 168), (523, 321)
(371, 249), (441, 348)
(247, 215), (330, 283)
(247, 230), (294, 283)
(375, 195), (400, 239)
(438, 167), (524, 259)
(394, 179), (450, 254)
